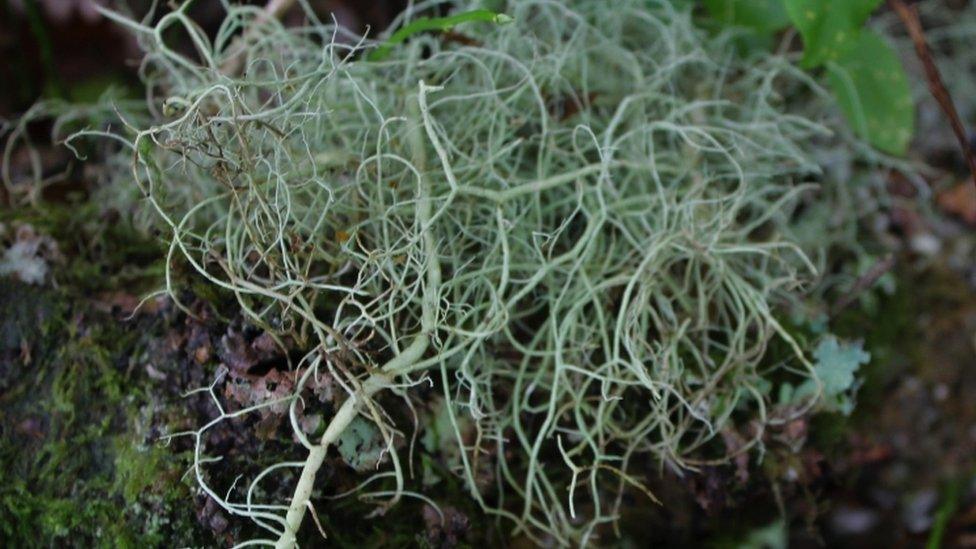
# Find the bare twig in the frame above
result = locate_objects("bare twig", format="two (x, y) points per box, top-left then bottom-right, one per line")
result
(889, 0), (976, 188)
(831, 253), (896, 316)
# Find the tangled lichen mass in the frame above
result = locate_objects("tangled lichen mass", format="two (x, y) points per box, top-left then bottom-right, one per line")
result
(70, 0), (848, 545)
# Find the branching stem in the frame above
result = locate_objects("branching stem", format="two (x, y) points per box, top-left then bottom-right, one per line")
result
(273, 81), (443, 548)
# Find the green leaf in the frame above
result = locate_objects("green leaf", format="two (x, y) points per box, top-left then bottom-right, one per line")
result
(783, 0), (883, 67)
(793, 336), (870, 415)
(826, 30), (915, 155)
(737, 520), (788, 549)
(810, 336), (869, 396)
(703, 0), (791, 34)
(368, 9), (512, 61)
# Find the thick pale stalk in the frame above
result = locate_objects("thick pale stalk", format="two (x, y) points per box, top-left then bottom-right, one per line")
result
(274, 374), (385, 549)
(274, 82), (440, 548)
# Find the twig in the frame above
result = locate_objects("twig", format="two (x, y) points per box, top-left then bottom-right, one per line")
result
(889, 0), (976, 188)
(830, 253), (896, 316)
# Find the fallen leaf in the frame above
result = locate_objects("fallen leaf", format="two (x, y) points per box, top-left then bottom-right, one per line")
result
(720, 428), (751, 483)
(218, 330), (260, 375)
(93, 291), (166, 316)
(193, 345), (211, 365)
(423, 504), (470, 547)
(937, 180), (976, 225)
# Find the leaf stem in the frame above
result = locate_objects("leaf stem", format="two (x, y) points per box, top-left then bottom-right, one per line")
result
(889, 0), (976, 188)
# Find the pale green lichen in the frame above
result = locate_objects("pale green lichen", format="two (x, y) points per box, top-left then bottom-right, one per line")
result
(53, 0), (895, 545)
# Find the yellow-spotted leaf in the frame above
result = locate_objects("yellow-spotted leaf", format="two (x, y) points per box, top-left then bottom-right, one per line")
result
(826, 30), (915, 155)
(784, 0), (883, 67)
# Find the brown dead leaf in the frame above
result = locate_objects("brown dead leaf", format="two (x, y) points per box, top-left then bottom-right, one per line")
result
(219, 330), (260, 375)
(15, 417), (45, 439)
(423, 504), (470, 548)
(164, 329), (186, 354)
(193, 345), (211, 365)
(218, 329), (287, 376)
(957, 534), (976, 548)
(800, 448), (825, 482)
(223, 366), (335, 440)
(93, 291), (166, 316)
(19, 337), (31, 365)
(890, 205), (925, 236)
(720, 427), (750, 484)
(185, 321), (212, 363)
(784, 418), (808, 443)
(688, 466), (731, 514)
(848, 439), (894, 466)
(887, 169), (919, 198)
(251, 332), (279, 354)
(195, 494), (229, 538)
(937, 179), (976, 225)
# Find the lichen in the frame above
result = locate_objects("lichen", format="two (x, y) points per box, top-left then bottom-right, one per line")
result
(57, 0), (886, 544)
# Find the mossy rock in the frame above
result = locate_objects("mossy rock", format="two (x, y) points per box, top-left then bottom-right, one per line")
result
(0, 275), (200, 545)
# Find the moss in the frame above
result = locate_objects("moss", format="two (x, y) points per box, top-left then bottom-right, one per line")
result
(0, 245), (196, 544)
(113, 441), (169, 505)
(0, 200), (165, 294)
